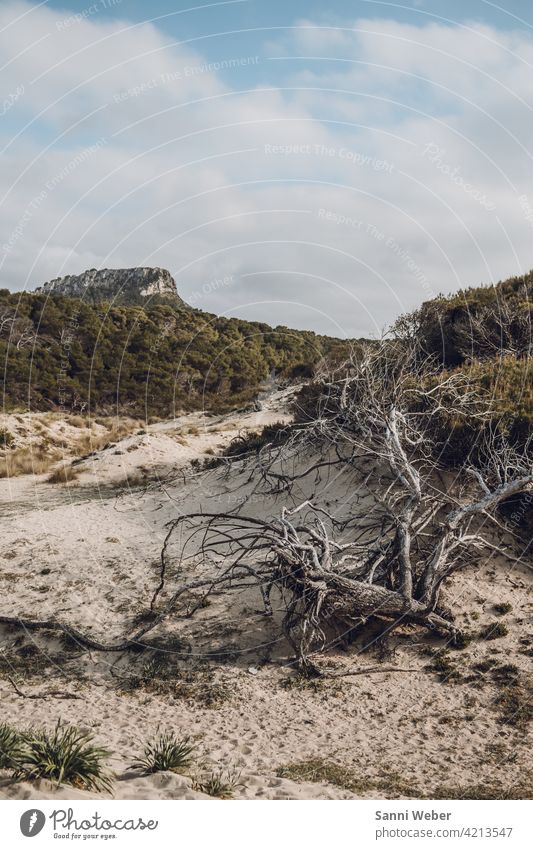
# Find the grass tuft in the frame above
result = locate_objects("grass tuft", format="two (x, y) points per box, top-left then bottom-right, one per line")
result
(0, 723), (26, 770)
(12, 723), (113, 792)
(479, 622), (509, 640)
(194, 768), (241, 799)
(130, 732), (196, 775)
(46, 463), (80, 484)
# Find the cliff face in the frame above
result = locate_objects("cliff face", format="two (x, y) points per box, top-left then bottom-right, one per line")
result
(35, 267), (186, 307)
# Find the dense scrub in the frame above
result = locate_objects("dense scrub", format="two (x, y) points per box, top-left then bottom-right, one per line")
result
(395, 271), (533, 367)
(296, 272), (533, 455)
(0, 290), (349, 416)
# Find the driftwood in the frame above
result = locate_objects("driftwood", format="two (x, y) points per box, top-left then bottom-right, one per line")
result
(5, 676), (82, 701)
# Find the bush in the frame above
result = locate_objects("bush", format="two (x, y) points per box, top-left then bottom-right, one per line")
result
(13, 723), (113, 792)
(130, 732), (196, 774)
(224, 422), (290, 457)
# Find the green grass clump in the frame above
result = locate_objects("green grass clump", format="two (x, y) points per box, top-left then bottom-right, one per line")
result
(0, 723), (26, 770)
(13, 723), (112, 792)
(194, 768), (241, 799)
(131, 732), (196, 774)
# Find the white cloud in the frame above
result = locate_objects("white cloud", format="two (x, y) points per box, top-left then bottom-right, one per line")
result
(1, 2), (533, 335)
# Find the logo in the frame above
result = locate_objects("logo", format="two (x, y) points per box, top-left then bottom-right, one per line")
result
(20, 810), (46, 837)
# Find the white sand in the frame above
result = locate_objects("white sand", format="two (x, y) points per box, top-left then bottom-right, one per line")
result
(0, 389), (531, 800)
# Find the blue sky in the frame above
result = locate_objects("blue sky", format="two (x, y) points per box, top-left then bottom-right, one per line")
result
(1, 0), (533, 335)
(42, 1), (533, 34)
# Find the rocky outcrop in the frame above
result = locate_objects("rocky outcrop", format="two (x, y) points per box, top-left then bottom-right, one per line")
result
(35, 267), (185, 307)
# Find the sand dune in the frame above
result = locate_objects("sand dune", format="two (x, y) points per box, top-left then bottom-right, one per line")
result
(0, 389), (531, 800)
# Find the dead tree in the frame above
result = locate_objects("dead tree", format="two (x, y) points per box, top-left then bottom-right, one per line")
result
(158, 339), (532, 671)
(1, 340), (530, 669)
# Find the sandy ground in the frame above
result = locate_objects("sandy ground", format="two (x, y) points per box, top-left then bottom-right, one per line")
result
(0, 389), (531, 800)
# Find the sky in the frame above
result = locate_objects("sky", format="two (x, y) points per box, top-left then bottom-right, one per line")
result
(1, 1), (533, 336)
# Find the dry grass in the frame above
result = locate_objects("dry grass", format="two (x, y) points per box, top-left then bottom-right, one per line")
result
(0, 447), (61, 478)
(0, 416), (140, 478)
(46, 464), (81, 485)
(276, 758), (421, 798)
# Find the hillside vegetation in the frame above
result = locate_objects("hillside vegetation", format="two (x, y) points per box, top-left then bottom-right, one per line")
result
(0, 290), (349, 416)
(297, 271), (533, 455)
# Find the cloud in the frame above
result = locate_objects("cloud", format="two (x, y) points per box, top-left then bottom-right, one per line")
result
(1, 2), (533, 335)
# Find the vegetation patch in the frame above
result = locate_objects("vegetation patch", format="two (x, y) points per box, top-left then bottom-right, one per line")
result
(478, 622), (509, 641)
(0, 723), (26, 770)
(12, 723), (113, 793)
(194, 768), (242, 799)
(130, 732), (196, 775)
(276, 759), (421, 798)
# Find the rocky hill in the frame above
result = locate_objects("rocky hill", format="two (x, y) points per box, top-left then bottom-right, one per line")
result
(35, 267), (185, 307)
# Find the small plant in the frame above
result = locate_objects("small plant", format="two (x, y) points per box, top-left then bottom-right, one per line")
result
(426, 651), (462, 682)
(13, 723), (113, 792)
(0, 723), (26, 770)
(493, 602), (512, 616)
(433, 778), (532, 800)
(280, 674), (323, 693)
(495, 685), (533, 728)
(479, 622), (509, 641)
(491, 663), (520, 685)
(46, 464), (80, 484)
(195, 768), (241, 799)
(0, 428), (14, 448)
(131, 732), (196, 774)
